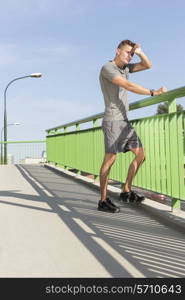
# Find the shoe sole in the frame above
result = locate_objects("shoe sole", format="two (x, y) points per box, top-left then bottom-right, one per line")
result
(98, 207), (120, 213)
(129, 195), (145, 203)
(119, 196), (130, 203)
(120, 197), (144, 205)
(120, 199), (129, 203)
(135, 197), (145, 203)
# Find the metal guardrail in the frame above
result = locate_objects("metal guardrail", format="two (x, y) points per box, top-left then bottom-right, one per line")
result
(0, 140), (46, 164)
(45, 86), (185, 211)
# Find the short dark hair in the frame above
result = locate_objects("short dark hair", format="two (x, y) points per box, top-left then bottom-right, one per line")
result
(117, 39), (135, 49)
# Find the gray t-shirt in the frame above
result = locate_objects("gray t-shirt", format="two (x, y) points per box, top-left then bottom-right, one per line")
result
(99, 61), (134, 121)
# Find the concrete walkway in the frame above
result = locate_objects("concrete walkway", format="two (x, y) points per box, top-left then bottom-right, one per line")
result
(0, 164), (185, 278)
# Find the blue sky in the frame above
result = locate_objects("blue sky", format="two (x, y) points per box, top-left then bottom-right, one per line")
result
(0, 0), (185, 141)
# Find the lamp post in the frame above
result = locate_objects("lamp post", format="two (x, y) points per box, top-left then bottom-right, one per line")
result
(3, 73), (42, 164)
(1, 123), (20, 164)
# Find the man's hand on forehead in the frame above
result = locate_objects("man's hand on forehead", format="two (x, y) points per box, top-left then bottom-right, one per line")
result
(131, 44), (141, 56)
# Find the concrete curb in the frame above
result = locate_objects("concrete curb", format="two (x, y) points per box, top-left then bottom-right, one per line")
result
(44, 163), (185, 234)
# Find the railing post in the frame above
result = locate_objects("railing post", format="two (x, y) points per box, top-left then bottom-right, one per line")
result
(94, 174), (99, 181)
(93, 119), (99, 128)
(168, 98), (177, 113)
(168, 98), (181, 212)
(54, 129), (60, 134)
(62, 127), (67, 169)
(76, 123), (81, 175)
(93, 119), (100, 181)
(76, 123), (80, 131)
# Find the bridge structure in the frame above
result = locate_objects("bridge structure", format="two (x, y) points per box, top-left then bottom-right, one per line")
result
(0, 86), (185, 278)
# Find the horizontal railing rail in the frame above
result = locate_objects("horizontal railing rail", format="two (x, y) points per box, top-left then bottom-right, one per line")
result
(46, 86), (185, 133)
(0, 140), (46, 144)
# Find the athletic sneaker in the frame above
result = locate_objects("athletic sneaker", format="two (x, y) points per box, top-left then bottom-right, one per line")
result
(119, 192), (131, 203)
(120, 191), (145, 203)
(106, 197), (120, 212)
(98, 199), (120, 213)
(130, 191), (145, 203)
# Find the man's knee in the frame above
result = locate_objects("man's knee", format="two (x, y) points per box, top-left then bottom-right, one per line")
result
(104, 153), (116, 166)
(141, 155), (146, 164)
(133, 148), (145, 162)
(138, 150), (145, 163)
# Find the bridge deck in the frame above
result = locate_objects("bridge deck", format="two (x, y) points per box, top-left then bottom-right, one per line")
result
(0, 164), (185, 278)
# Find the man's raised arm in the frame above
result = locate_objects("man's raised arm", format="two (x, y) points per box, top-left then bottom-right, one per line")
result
(130, 44), (152, 73)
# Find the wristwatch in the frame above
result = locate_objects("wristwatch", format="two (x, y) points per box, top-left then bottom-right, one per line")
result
(150, 89), (154, 96)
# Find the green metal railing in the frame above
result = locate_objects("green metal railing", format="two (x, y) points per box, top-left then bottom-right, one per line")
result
(46, 86), (185, 211)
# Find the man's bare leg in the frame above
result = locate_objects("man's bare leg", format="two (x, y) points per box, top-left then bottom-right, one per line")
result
(123, 147), (145, 192)
(99, 153), (116, 201)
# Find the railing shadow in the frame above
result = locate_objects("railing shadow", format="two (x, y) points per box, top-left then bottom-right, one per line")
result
(1, 164), (185, 278)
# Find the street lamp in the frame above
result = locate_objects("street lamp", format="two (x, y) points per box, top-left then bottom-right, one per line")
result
(1, 123), (20, 164)
(3, 73), (42, 164)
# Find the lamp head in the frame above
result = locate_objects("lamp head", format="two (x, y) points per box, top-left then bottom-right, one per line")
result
(30, 73), (42, 78)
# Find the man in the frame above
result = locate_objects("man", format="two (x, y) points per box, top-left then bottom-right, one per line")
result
(98, 39), (167, 213)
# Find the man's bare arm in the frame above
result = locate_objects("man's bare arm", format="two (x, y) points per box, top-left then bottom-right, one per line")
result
(112, 76), (167, 96)
(131, 44), (152, 73)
